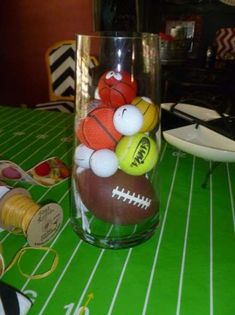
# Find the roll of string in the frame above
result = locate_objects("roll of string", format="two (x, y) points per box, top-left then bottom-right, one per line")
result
(0, 187), (61, 280)
(3, 246), (59, 280)
(0, 193), (40, 235)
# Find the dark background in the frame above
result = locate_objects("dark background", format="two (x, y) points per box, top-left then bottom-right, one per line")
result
(0, 0), (234, 107)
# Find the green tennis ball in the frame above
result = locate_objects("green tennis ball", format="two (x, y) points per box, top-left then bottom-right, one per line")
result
(115, 133), (158, 176)
(131, 96), (159, 132)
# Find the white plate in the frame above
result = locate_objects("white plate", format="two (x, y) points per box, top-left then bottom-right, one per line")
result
(163, 124), (235, 162)
(161, 103), (222, 122)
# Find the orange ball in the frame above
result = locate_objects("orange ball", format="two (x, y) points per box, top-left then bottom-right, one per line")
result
(98, 70), (137, 108)
(76, 107), (122, 150)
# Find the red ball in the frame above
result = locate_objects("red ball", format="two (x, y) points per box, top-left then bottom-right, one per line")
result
(76, 169), (159, 225)
(98, 70), (137, 108)
(76, 107), (122, 150)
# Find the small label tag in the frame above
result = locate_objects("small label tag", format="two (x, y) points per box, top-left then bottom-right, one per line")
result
(0, 186), (10, 199)
(27, 203), (63, 247)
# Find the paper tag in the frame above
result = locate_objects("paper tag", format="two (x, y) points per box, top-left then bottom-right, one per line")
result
(0, 182), (9, 232)
(0, 157), (70, 187)
(0, 185), (10, 199)
(27, 203), (63, 247)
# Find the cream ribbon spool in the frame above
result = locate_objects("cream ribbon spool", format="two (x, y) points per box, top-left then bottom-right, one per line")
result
(0, 187), (63, 246)
(0, 183), (60, 279)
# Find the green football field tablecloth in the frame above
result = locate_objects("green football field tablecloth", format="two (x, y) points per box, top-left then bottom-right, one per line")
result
(0, 105), (234, 315)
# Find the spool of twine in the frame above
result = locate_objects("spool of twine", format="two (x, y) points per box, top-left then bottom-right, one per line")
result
(0, 184), (62, 279)
(0, 187), (63, 247)
(0, 193), (40, 235)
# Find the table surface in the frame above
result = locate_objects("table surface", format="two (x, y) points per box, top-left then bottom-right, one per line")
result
(0, 105), (234, 315)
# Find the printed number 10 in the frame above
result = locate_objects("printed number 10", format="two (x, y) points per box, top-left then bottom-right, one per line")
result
(64, 303), (89, 315)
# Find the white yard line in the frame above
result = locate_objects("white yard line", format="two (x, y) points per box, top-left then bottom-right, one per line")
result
(73, 226), (114, 314)
(160, 141), (167, 163)
(38, 217), (96, 315)
(0, 108), (32, 130)
(1, 113), (70, 157)
(210, 163), (214, 315)
(43, 137), (73, 161)
(142, 153), (180, 315)
(0, 110), (54, 146)
(38, 239), (84, 315)
(149, 141), (167, 183)
(107, 248), (133, 315)
(176, 156), (195, 315)
(226, 163), (235, 233)
(106, 224), (137, 314)
(16, 116), (72, 163)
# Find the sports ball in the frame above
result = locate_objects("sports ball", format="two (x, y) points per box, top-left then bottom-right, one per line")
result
(113, 104), (143, 136)
(74, 144), (94, 169)
(115, 133), (158, 176)
(90, 149), (118, 177)
(98, 70), (137, 108)
(131, 96), (159, 132)
(76, 107), (122, 150)
(76, 169), (159, 225)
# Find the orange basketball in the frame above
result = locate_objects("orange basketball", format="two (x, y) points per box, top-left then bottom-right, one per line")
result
(76, 107), (122, 150)
(98, 70), (137, 108)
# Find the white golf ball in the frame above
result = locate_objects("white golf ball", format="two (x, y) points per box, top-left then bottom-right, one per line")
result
(74, 144), (94, 169)
(90, 149), (118, 177)
(113, 104), (143, 136)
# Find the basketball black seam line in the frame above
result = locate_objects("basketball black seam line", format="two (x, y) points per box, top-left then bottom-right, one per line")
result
(88, 110), (119, 145)
(111, 87), (128, 104)
(82, 120), (94, 149)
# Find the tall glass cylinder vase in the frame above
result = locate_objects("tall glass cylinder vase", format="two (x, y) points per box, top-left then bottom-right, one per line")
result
(71, 33), (161, 249)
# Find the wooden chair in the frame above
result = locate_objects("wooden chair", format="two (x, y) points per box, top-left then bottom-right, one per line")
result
(35, 40), (98, 113)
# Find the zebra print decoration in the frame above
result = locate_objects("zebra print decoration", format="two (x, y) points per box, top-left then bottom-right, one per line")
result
(0, 281), (32, 315)
(47, 40), (76, 101)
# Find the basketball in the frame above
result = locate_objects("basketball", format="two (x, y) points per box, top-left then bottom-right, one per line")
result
(76, 107), (122, 150)
(98, 70), (137, 108)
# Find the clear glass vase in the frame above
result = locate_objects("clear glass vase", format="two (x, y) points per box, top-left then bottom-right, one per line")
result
(71, 32), (161, 249)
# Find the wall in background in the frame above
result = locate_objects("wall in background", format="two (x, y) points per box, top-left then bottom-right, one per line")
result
(0, 0), (93, 107)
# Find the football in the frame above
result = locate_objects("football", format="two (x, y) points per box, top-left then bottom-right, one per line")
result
(76, 169), (159, 225)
